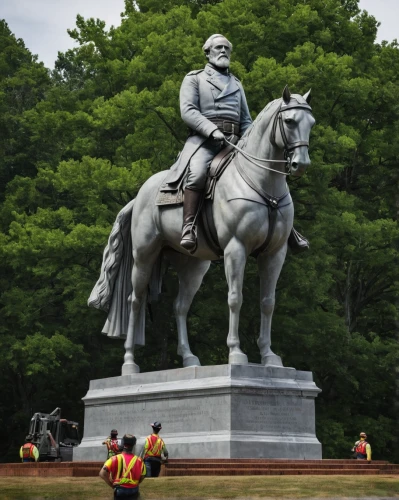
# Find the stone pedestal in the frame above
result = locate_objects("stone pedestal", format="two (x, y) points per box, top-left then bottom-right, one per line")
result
(74, 364), (322, 461)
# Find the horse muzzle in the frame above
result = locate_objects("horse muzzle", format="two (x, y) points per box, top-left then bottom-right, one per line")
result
(289, 147), (311, 177)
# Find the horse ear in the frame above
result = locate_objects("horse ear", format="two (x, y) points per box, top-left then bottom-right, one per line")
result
(282, 85), (291, 104)
(303, 89), (312, 104)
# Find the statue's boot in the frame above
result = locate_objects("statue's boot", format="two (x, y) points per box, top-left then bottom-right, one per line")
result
(288, 227), (309, 254)
(180, 188), (202, 252)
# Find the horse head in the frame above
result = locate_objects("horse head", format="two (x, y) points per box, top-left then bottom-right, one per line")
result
(274, 86), (315, 177)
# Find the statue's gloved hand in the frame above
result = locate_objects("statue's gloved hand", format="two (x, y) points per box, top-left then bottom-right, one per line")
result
(212, 129), (225, 143)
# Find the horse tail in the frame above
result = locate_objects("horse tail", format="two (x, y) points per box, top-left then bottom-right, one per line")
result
(88, 198), (135, 339)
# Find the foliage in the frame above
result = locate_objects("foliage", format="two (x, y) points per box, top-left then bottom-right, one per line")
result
(0, 0), (398, 462)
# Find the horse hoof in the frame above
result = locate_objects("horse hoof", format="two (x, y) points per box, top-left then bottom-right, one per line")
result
(122, 362), (140, 375)
(183, 355), (201, 368)
(262, 354), (283, 367)
(229, 351), (248, 365)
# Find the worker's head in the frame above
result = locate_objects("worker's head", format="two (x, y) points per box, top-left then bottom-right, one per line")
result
(110, 429), (118, 439)
(151, 422), (162, 433)
(122, 434), (136, 451)
(25, 435), (32, 442)
(359, 432), (367, 439)
(203, 34), (232, 70)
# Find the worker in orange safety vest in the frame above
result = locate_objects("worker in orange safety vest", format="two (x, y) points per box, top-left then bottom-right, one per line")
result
(352, 432), (372, 461)
(103, 429), (121, 459)
(99, 434), (146, 499)
(140, 422), (169, 477)
(20, 436), (39, 462)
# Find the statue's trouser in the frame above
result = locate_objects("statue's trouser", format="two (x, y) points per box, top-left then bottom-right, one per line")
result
(180, 137), (223, 251)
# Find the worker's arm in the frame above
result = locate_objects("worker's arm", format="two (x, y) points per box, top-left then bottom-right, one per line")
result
(139, 438), (148, 459)
(99, 466), (113, 488)
(162, 443), (169, 459)
(19, 446), (23, 462)
(366, 443), (372, 461)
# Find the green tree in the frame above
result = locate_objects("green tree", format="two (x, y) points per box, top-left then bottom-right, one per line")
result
(0, 21), (50, 198)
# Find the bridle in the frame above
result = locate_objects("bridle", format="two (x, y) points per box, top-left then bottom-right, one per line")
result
(225, 98), (313, 176)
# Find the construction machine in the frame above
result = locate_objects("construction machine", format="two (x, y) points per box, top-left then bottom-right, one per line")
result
(26, 407), (80, 461)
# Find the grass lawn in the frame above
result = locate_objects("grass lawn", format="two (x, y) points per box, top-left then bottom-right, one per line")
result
(0, 475), (398, 499)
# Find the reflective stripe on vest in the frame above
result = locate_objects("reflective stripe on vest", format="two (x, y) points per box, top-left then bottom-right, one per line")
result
(145, 435), (163, 458)
(356, 441), (367, 455)
(22, 444), (34, 459)
(113, 454), (141, 486)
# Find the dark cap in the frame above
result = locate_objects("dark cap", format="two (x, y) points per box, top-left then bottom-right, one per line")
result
(110, 429), (118, 435)
(122, 434), (136, 448)
(25, 435), (32, 441)
(151, 422), (162, 430)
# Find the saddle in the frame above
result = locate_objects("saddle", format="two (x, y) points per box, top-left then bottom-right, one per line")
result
(155, 145), (234, 258)
(155, 145), (235, 207)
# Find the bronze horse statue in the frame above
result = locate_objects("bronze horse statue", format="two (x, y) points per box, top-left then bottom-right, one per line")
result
(89, 87), (315, 374)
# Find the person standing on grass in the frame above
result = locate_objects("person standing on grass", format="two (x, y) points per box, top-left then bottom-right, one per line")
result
(100, 434), (146, 499)
(141, 422), (169, 477)
(352, 432), (372, 462)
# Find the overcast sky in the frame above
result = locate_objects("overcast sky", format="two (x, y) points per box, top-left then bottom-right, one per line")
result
(1, 0), (398, 69)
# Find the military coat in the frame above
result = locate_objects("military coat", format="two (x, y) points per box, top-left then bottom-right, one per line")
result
(161, 63), (252, 189)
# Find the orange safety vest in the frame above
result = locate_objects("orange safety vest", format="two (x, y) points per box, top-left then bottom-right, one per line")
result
(22, 443), (35, 460)
(105, 438), (120, 458)
(144, 434), (164, 458)
(356, 440), (367, 455)
(112, 454), (143, 487)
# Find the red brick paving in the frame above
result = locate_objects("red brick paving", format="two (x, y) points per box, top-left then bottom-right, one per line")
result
(0, 460), (397, 477)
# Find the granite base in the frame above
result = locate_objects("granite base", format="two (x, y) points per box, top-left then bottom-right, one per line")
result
(73, 364), (322, 461)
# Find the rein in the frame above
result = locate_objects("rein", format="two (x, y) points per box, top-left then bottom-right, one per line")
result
(224, 137), (290, 176)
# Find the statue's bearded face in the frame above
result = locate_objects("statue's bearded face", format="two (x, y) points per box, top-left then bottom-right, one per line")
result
(207, 37), (231, 69)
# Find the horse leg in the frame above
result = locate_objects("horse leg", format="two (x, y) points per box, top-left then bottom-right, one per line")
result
(122, 247), (160, 375)
(168, 252), (210, 367)
(224, 239), (248, 365)
(257, 249), (286, 367)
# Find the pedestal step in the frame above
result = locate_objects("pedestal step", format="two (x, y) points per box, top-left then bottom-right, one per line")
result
(161, 459), (399, 476)
(0, 460), (397, 477)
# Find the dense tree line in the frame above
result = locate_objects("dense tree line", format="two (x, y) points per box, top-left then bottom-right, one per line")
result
(0, 0), (398, 462)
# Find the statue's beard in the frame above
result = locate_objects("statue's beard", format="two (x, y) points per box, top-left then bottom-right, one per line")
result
(208, 54), (230, 70)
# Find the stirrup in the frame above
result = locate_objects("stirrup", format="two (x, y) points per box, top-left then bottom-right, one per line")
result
(288, 228), (309, 254)
(180, 223), (198, 254)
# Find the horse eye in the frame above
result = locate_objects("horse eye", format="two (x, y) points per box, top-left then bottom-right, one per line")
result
(285, 118), (294, 124)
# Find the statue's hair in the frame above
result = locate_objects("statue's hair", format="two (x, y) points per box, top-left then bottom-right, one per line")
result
(203, 34), (233, 54)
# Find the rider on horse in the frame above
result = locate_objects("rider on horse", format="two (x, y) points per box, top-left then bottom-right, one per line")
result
(162, 34), (309, 253)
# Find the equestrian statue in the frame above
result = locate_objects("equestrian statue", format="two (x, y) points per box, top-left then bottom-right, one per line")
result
(88, 34), (315, 375)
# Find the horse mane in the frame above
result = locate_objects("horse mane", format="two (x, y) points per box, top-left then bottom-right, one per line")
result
(237, 93), (308, 149)
(237, 97), (281, 149)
